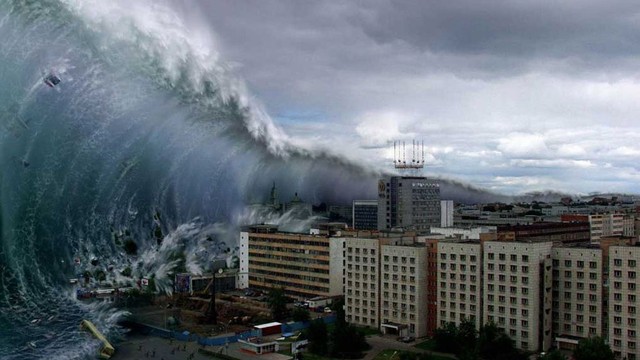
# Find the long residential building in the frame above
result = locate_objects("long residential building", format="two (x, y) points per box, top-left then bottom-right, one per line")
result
(239, 225), (344, 299)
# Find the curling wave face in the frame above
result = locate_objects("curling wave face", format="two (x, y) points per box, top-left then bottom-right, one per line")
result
(0, 1), (383, 358)
(0, 1), (507, 358)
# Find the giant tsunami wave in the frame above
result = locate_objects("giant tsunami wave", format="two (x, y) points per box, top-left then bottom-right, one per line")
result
(0, 1), (503, 358)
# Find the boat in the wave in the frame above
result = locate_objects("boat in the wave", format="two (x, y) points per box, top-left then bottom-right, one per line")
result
(43, 73), (61, 88)
(80, 320), (115, 359)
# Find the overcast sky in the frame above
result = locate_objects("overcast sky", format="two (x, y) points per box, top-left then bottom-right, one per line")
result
(176, 0), (640, 195)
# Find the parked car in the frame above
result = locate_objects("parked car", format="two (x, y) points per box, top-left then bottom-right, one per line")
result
(323, 307), (332, 313)
(398, 336), (415, 343)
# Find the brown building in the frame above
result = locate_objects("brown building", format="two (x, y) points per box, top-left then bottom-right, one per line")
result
(497, 222), (590, 244)
(426, 238), (439, 336)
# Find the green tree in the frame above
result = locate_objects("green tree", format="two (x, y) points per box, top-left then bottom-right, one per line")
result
(305, 319), (328, 355)
(330, 322), (368, 358)
(573, 337), (614, 360)
(267, 287), (289, 321)
(292, 307), (310, 322)
(539, 350), (567, 360)
(477, 322), (526, 360)
(433, 322), (459, 353)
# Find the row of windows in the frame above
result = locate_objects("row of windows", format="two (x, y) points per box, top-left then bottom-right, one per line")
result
(439, 282), (478, 292)
(383, 255), (416, 264)
(552, 259), (599, 268)
(486, 264), (530, 273)
(347, 280), (377, 291)
(613, 258), (638, 267)
(346, 256), (377, 264)
(439, 263), (478, 272)
(553, 270), (599, 279)
(439, 253), (478, 262)
(348, 247), (376, 255)
(248, 259), (329, 274)
(249, 251), (330, 266)
(347, 272), (377, 282)
(486, 274), (530, 284)
(487, 253), (529, 262)
(552, 302), (598, 313)
(249, 244), (328, 256)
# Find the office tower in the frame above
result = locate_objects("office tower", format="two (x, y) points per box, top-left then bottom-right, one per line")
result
(352, 200), (378, 230)
(377, 176), (441, 232)
(440, 200), (454, 227)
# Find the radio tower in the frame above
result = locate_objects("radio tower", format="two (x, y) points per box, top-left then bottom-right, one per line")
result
(393, 140), (424, 170)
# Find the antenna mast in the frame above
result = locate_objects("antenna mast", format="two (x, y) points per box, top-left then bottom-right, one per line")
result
(393, 139), (424, 170)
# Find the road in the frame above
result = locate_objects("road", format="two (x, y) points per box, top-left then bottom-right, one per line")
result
(363, 335), (457, 360)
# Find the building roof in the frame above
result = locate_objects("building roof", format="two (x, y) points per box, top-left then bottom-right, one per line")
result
(254, 322), (282, 329)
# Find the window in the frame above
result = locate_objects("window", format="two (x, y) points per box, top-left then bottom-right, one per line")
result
(522, 255), (529, 262)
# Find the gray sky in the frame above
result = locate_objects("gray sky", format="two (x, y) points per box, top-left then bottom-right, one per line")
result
(176, 0), (640, 195)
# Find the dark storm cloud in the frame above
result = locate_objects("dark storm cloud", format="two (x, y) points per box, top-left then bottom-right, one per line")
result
(166, 0), (640, 194)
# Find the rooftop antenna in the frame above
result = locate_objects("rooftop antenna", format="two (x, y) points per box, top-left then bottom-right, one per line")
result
(393, 139), (424, 170)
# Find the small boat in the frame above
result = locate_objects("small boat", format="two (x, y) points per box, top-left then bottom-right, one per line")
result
(44, 73), (61, 88)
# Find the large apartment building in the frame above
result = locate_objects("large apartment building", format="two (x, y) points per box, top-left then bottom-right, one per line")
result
(377, 176), (441, 232)
(238, 225), (344, 299)
(344, 236), (431, 338)
(552, 246), (603, 351)
(437, 240), (482, 329)
(482, 241), (553, 352)
(380, 244), (429, 337)
(608, 246), (640, 360)
(345, 238), (386, 329)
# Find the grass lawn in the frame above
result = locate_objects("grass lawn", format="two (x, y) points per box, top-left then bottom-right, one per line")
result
(357, 325), (382, 336)
(373, 349), (453, 360)
(414, 339), (437, 351)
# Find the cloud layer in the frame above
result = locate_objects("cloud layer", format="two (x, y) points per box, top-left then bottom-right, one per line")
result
(174, 0), (640, 195)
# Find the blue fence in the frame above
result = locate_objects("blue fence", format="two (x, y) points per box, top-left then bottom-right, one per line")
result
(134, 314), (337, 346)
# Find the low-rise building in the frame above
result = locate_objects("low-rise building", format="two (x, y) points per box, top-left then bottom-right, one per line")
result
(239, 225), (344, 299)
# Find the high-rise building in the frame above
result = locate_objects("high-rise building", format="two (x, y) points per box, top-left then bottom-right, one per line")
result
(345, 238), (386, 329)
(608, 246), (640, 360)
(437, 240), (483, 329)
(352, 200), (378, 230)
(380, 244), (429, 337)
(552, 246), (603, 351)
(483, 241), (553, 352)
(440, 200), (454, 227)
(377, 176), (441, 232)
